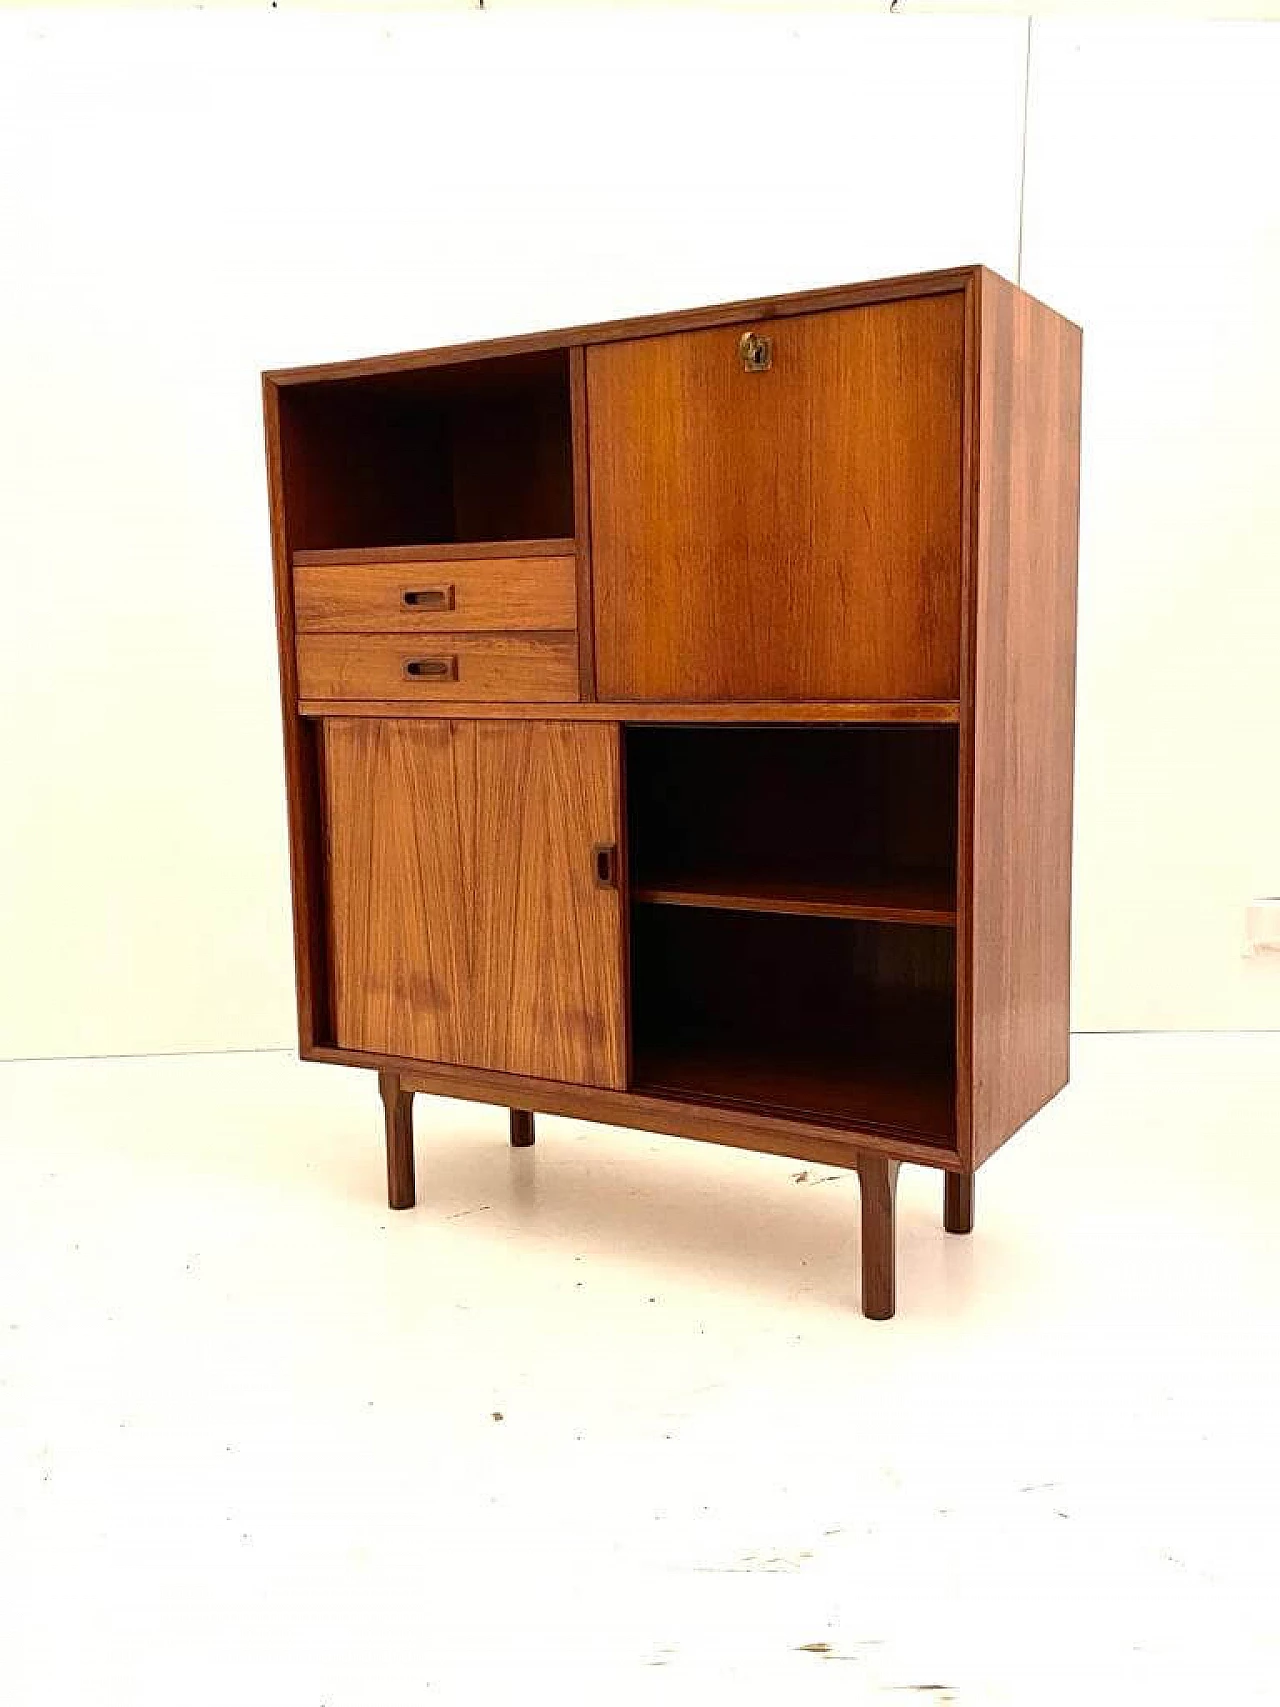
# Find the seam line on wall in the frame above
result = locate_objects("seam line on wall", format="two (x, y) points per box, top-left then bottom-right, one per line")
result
(1015, 17), (1032, 285)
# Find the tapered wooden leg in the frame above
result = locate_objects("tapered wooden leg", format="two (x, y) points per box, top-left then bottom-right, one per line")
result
(510, 1109), (536, 1148)
(944, 1171), (974, 1235)
(378, 1071), (415, 1210)
(855, 1153), (901, 1320)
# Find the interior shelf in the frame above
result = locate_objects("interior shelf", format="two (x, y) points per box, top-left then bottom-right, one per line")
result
(635, 1032), (955, 1141)
(624, 724), (958, 1141)
(631, 871), (956, 926)
(292, 538), (576, 568)
(626, 723), (958, 925)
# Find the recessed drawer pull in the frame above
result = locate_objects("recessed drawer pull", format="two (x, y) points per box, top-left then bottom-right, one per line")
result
(403, 656), (459, 682)
(592, 843), (618, 889)
(401, 585), (455, 611)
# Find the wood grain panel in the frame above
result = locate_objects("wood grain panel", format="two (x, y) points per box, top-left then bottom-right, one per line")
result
(465, 721), (625, 1086)
(324, 720), (472, 1065)
(263, 378), (332, 1052)
(294, 556), (577, 633)
(294, 539), (575, 566)
(587, 293), (965, 700)
(298, 698), (961, 724)
(322, 719), (625, 1089)
(297, 633), (579, 702)
(631, 875), (956, 926)
(967, 269), (1082, 1166)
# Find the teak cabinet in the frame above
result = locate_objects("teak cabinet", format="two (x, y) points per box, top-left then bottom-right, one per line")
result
(264, 265), (1082, 1318)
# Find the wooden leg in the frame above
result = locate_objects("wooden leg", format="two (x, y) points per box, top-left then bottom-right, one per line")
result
(855, 1153), (901, 1320)
(510, 1109), (536, 1148)
(378, 1070), (415, 1210)
(944, 1171), (974, 1235)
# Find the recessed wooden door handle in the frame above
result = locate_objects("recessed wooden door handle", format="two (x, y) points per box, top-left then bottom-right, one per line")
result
(592, 843), (618, 889)
(402, 655), (458, 681)
(401, 585), (455, 611)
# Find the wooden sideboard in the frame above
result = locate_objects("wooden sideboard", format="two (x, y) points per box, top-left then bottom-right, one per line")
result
(263, 265), (1081, 1318)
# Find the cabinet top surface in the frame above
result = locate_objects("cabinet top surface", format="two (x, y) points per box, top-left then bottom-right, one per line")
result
(263, 263), (1076, 390)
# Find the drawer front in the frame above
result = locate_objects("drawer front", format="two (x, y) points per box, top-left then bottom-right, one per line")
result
(587, 292), (964, 701)
(294, 555), (577, 634)
(296, 632), (580, 703)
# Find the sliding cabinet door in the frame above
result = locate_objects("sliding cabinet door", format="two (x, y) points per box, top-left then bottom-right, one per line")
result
(323, 718), (625, 1088)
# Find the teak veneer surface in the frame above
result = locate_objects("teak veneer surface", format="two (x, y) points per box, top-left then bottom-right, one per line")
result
(297, 632), (580, 703)
(630, 873), (956, 927)
(324, 718), (625, 1088)
(294, 555), (577, 635)
(633, 1038), (955, 1145)
(293, 538), (575, 566)
(587, 294), (965, 701)
(965, 269), (1081, 1166)
(297, 699), (961, 724)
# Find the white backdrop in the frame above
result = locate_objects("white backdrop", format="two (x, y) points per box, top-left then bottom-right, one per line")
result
(0, 10), (1276, 1057)
(1023, 20), (1280, 1030)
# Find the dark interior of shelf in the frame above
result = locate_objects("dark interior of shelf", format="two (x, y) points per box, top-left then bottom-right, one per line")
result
(626, 724), (957, 922)
(629, 872), (956, 924)
(278, 349), (574, 551)
(630, 905), (956, 1143)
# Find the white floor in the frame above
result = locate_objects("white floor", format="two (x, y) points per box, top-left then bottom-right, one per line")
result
(2, 1035), (1278, 1706)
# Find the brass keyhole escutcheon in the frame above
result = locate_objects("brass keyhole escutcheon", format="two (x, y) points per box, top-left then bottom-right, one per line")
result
(739, 330), (773, 373)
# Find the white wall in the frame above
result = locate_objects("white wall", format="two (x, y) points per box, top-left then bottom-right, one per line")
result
(0, 9), (1026, 1058)
(1022, 21), (1280, 1030)
(0, 9), (1276, 1057)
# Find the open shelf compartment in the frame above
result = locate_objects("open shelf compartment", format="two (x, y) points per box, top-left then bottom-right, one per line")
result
(624, 724), (958, 1142)
(277, 349), (574, 553)
(630, 906), (956, 1143)
(625, 724), (958, 925)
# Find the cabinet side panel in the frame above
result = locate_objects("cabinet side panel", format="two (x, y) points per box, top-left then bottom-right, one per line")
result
(264, 379), (331, 1049)
(970, 272), (1081, 1165)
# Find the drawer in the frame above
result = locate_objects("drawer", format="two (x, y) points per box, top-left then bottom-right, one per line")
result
(296, 632), (580, 703)
(294, 552), (578, 634)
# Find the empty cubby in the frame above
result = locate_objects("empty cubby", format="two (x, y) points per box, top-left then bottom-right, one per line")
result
(277, 348), (574, 553)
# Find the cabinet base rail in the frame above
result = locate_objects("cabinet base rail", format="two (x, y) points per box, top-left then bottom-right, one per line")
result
(375, 1072), (975, 1320)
